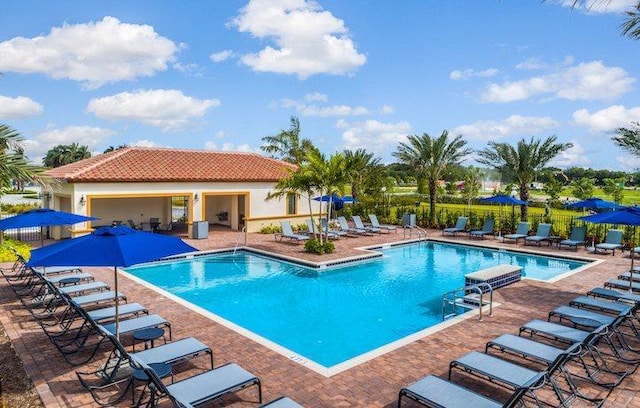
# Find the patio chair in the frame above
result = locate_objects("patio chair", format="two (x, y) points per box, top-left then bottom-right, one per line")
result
(524, 223), (552, 247)
(502, 222), (530, 244)
(149, 217), (160, 232)
(595, 229), (624, 255)
(468, 218), (495, 240)
(130, 354), (262, 408)
(442, 216), (468, 236)
(276, 221), (309, 243)
(306, 219), (338, 240)
(559, 226), (586, 251)
(587, 287), (640, 305)
(321, 218), (348, 238)
(448, 351), (551, 407)
(605, 278), (640, 293)
(398, 372), (545, 408)
(155, 222), (173, 233)
(127, 219), (141, 230)
(402, 213), (417, 229)
(353, 215), (379, 234)
(337, 216), (368, 236)
(259, 396), (303, 408)
(368, 214), (397, 233)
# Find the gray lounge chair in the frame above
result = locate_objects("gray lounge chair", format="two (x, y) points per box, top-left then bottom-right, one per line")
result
(276, 221), (309, 242)
(595, 229), (624, 255)
(368, 214), (397, 233)
(558, 226), (586, 251)
(469, 218), (495, 239)
(605, 278), (640, 293)
(59, 281), (109, 296)
(100, 314), (172, 339)
(449, 351), (550, 406)
(353, 215), (379, 234)
(337, 216), (367, 236)
(130, 355), (262, 408)
(442, 216), (468, 236)
(321, 218), (348, 238)
(569, 296), (636, 317)
(306, 219), (338, 239)
(524, 223), (552, 246)
(503, 222), (530, 244)
(587, 287), (640, 305)
(398, 372), (545, 408)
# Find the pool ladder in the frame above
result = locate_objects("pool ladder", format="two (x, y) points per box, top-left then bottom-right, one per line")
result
(442, 282), (493, 321)
(403, 226), (427, 240)
(233, 227), (246, 255)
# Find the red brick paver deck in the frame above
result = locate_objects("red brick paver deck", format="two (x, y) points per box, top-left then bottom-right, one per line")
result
(2, 228), (640, 407)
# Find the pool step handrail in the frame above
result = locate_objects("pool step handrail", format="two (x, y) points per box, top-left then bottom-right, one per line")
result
(441, 282), (493, 321)
(233, 227), (247, 255)
(401, 214), (427, 240)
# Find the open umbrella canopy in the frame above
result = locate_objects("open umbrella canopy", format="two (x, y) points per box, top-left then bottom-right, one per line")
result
(0, 208), (98, 230)
(578, 206), (640, 226)
(478, 195), (527, 205)
(566, 197), (622, 210)
(26, 225), (196, 268)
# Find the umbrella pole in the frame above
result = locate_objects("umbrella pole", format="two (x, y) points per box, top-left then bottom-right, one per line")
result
(631, 227), (636, 293)
(114, 266), (120, 340)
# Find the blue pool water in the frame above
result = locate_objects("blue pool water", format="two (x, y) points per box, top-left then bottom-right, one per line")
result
(126, 242), (587, 368)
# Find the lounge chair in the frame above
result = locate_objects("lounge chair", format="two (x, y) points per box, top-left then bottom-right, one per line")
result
(587, 287), (640, 305)
(468, 218), (495, 240)
(569, 296), (636, 317)
(524, 223), (552, 247)
(368, 214), (397, 233)
(353, 215), (379, 234)
(130, 354), (262, 408)
(397, 373), (544, 408)
(448, 351), (550, 406)
(321, 219), (348, 238)
(502, 222), (530, 244)
(442, 216), (468, 236)
(595, 229), (624, 255)
(259, 396), (303, 408)
(558, 226), (586, 251)
(276, 221), (309, 242)
(127, 219), (141, 230)
(605, 278), (640, 293)
(337, 216), (368, 236)
(306, 219), (338, 240)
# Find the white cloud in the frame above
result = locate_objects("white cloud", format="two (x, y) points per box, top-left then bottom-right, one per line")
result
(215, 130), (225, 138)
(615, 153), (640, 171)
(0, 95), (43, 119)
(560, 0), (637, 13)
(304, 92), (328, 103)
(548, 141), (590, 168)
(482, 61), (635, 103)
(572, 105), (640, 132)
(131, 139), (161, 148)
(205, 141), (255, 152)
(86, 89), (220, 131)
(22, 125), (115, 163)
(449, 68), (498, 81)
(231, 0), (366, 79)
(0, 17), (179, 89)
(338, 119), (412, 156)
(380, 105), (394, 115)
(298, 104), (369, 117)
(210, 50), (234, 62)
(452, 115), (559, 141)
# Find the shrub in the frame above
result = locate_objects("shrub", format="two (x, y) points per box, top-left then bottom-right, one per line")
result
(1, 203), (39, 214)
(259, 224), (281, 234)
(304, 238), (335, 255)
(0, 238), (31, 263)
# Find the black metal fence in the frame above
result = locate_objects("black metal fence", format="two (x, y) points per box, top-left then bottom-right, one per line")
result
(0, 215), (44, 242)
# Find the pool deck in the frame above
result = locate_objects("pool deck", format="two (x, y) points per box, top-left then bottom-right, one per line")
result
(2, 228), (640, 407)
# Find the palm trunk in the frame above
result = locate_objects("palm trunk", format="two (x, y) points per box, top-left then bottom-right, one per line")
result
(428, 178), (437, 227)
(519, 183), (530, 221)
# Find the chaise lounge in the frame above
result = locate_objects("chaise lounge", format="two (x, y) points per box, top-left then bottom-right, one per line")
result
(468, 218), (495, 240)
(502, 222), (529, 244)
(524, 223), (552, 247)
(276, 221), (309, 243)
(595, 229), (624, 255)
(558, 226), (586, 251)
(442, 216), (468, 236)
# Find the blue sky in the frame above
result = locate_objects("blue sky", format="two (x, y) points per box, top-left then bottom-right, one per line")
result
(1, 0), (639, 170)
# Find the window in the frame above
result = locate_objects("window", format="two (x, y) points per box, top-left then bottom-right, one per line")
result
(286, 193), (297, 215)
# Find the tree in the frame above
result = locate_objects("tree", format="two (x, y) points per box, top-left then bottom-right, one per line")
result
(266, 168), (318, 235)
(261, 116), (317, 166)
(477, 136), (573, 220)
(570, 177), (595, 200)
(460, 167), (483, 211)
(43, 143), (91, 168)
(542, 177), (564, 206)
(602, 177), (625, 203)
(103, 144), (129, 153)
(343, 148), (381, 199)
(0, 124), (45, 195)
(393, 131), (472, 226)
(613, 122), (640, 156)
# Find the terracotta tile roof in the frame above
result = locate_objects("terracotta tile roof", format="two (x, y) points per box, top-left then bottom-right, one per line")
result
(44, 147), (297, 182)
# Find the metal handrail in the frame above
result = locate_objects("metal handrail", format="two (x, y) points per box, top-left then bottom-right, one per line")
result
(442, 282), (493, 321)
(233, 227), (247, 255)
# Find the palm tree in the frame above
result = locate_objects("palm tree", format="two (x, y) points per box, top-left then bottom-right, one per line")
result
(266, 168), (319, 236)
(43, 143), (91, 168)
(393, 131), (472, 227)
(343, 148), (381, 199)
(302, 150), (348, 242)
(563, 1), (640, 40)
(477, 136), (573, 220)
(261, 116), (317, 166)
(612, 122), (640, 155)
(0, 124), (44, 195)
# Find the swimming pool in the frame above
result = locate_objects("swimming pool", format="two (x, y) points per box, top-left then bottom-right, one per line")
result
(125, 242), (588, 374)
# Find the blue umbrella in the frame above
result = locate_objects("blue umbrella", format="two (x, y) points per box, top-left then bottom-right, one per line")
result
(342, 195), (357, 203)
(0, 208), (99, 246)
(580, 206), (640, 289)
(27, 226), (197, 337)
(478, 195), (527, 237)
(566, 197), (622, 210)
(313, 194), (346, 212)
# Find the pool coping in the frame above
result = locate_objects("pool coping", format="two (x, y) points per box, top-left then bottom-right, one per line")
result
(124, 237), (603, 377)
